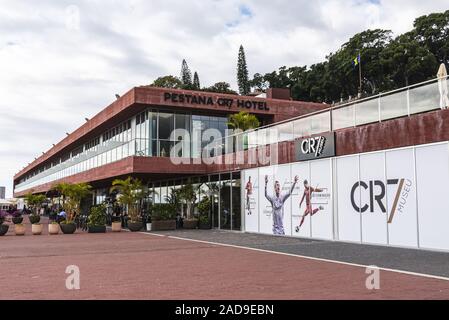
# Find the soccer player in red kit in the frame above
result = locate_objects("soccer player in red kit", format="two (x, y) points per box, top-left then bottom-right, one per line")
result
(297, 179), (324, 229)
(245, 176), (253, 215)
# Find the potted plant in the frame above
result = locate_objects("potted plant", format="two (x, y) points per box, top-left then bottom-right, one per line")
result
(111, 216), (122, 232)
(0, 210), (9, 236)
(24, 193), (46, 225)
(14, 222), (26, 236)
(11, 210), (23, 225)
(53, 182), (92, 234)
(178, 181), (198, 229)
(88, 205), (107, 233)
(151, 204), (176, 230)
(110, 177), (145, 232)
(48, 221), (60, 235)
(197, 197), (211, 229)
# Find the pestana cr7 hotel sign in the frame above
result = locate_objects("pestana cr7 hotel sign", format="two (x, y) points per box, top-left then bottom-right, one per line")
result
(163, 92), (270, 111)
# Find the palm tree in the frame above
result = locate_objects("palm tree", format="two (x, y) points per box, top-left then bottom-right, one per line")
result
(178, 180), (198, 220)
(52, 182), (92, 223)
(23, 192), (46, 216)
(227, 111), (260, 131)
(110, 177), (145, 223)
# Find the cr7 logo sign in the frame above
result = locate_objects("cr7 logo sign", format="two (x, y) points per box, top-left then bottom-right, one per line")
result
(350, 178), (412, 223)
(301, 136), (326, 157)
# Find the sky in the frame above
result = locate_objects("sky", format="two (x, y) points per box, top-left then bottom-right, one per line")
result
(0, 0), (448, 198)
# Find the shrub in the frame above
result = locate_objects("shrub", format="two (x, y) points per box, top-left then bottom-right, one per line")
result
(88, 205), (107, 227)
(151, 204), (176, 221)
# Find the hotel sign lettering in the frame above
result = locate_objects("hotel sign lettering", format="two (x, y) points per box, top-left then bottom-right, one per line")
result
(163, 92), (270, 111)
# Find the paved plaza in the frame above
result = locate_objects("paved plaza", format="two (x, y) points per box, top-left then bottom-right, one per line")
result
(1, 220), (449, 299)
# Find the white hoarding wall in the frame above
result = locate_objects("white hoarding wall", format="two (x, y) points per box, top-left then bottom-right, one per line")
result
(243, 142), (449, 251)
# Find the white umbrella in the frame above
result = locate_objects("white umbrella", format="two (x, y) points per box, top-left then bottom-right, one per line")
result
(437, 63), (449, 109)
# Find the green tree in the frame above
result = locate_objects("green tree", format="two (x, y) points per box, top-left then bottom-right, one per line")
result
(414, 10), (449, 65)
(180, 59), (193, 87)
(110, 177), (146, 223)
(52, 182), (92, 223)
(237, 45), (250, 95)
(250, 73), (268, 91)
(227, 111), (260, 131)
(178, 180), (197, 220)
(381, 32), (438, 87)
(24, 193), (46, 216)
(193, 71), (200, 90)
(150, 75), (183, 89)
(202, 82), (238, 95)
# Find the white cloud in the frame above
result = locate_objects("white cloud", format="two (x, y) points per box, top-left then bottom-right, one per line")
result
(0, 0), (447, 197)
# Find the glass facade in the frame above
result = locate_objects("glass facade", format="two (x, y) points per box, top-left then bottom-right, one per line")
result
(149, 172), (241, 231)
(15, 108), (229, 193)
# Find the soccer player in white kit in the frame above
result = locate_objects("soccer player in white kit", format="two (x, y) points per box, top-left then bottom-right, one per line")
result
(265, 175), (299, 235)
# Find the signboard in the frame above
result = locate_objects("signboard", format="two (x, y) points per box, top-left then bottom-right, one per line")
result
(163, 92), (270, 111)
(295, 132), (335, 161)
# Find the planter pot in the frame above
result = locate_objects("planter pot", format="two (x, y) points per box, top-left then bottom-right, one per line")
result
(0, 224), (9, 236)
(48, 223), (60, 235)
(199, 221), (212, 230)
(15, 224), (26, 236)
(152, 220), (176, 231)
(127, 221), (143, 232)
(60, 222), (76, 234)
(12, 217), (23, 224)
(183, 219), (198, 229)
(32, 224), (43, 235)
(88, 225), (106, 233)
(146, 223), (152, 231)
(111, 221), (122, 232)
(29, 215), (41, 224)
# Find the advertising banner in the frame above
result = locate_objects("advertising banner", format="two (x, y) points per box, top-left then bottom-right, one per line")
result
(273, 165), (294, 235)
(385, 148), (418, 247)
(336, 155), (361, 242)
(259, 166), (274, 234)
(310, 159), (333, 240)
(291, 162), (311, 238)
(242, 141), (449, 252)
(243, 168), (259, 233)
(359, 152), (388, 245)
(416, 143), (449, 250)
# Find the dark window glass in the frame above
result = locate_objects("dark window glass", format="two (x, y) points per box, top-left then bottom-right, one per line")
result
(158, 112), (174, 140)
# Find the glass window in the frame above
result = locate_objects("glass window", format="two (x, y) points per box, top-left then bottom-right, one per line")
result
(409, 82), (440, 115)
(332, 104), (355, 130)
(220, 173), (231, 230)
(380, 91), (408, 121)
(355, 98), (379, 126)
(158, 112), (174, 140)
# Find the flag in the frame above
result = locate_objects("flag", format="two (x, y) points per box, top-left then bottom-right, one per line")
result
(352, 54), (360, 67)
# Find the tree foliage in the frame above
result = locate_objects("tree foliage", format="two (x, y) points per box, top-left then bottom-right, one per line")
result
(202, 82), (238, 95)
(193, 71), (201, 90)
(227, 111), (260, 131)
(110, 177), (146, 222)
(237, 45), (250, 95)
(250, 10), (449, 103)
(52, 182), (92, 223)
(180, 59), (193, 87)
(150, 75), (183, 89)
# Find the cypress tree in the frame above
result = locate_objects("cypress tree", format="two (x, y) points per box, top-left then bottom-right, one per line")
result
(193, 71), (200, 90)
(180, 59), (192, 86)
(237, 45), (250, 95)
